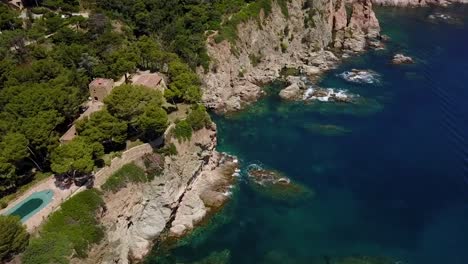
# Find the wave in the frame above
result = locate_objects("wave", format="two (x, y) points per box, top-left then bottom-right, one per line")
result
(338, 69), (381, 84)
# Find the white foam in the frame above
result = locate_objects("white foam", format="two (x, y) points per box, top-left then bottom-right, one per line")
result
(303, 86), (315, 100)
(338, 70), (380, 84)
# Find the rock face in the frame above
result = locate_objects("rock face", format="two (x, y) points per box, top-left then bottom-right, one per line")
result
(279, 82), (303, 100)
(81, 124), (238, 264)
(201, 0), (381, 113)
(372, 0), (468, 6)
(342, 0), (381, 52)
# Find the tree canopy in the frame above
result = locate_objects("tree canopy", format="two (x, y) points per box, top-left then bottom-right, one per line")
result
(76, 109), (128, 146)
(104, 84), (164, 123)
(50, 137), (103, 185)
(0, 215), (29, 262)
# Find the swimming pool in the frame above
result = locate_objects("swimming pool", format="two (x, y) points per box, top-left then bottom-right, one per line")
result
(3, 189), (54, 222)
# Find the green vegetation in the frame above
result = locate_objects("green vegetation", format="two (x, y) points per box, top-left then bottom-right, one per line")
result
(173, 120), (193, 141)
(249, 53), (262, 67)
(50, 137), (103, 186)
(0, 0), (290, 195)
(76, 109), (128, 146)
(157, 143), (178, 157)
(280, 67), (300, 77)
(0, 172), (50, 208)
(0, 215), (29, 262)
(0, 5), (21, 31)
(0, 2), (203, 195)
(187, 104), (212, 131)
(22, 189), (104, 263)
(216, 0), (290, 44)
(142, 153), (165, 180)
(101, 163), (147, 193)
(104, 85), (164, 122)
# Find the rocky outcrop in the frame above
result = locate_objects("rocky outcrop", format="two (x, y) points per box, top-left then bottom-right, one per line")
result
(80, 124), (238, 264)
(246, 165), (314, 203)
(372, 0), (468, 7)
(341, 0), (381, 52)
(201, 0), (381, 113)
(392, 53), (415, 64)
(279, 82), (303, 100)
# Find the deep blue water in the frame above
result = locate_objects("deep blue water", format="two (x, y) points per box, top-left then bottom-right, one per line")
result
(147, 6), (468, 264)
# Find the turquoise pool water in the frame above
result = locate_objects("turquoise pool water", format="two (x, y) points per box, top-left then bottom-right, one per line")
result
(4, 189), (54, 222)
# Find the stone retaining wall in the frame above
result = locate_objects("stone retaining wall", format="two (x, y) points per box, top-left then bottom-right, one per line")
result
(94, 143), (154, 187)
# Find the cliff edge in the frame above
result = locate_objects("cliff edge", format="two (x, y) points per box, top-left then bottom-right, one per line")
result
(200, 0), (381, 113)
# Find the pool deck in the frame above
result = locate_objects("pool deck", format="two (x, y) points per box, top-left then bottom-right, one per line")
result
(0, 143), (154, 233)
(0, 177), (81, 232)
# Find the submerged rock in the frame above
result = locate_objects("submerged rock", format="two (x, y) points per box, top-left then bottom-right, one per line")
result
(303, 123), (352, 136)
(246, 165), (314, 203)
(392, 53), (414, 64)
(338, 69), (381, 84)
(428, 12), (462, 24)
(303, 87), (354, 103)
(190, 249), (231, 264)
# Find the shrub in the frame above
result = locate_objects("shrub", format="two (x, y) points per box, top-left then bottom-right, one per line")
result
(22, 189), (104, 263)
(173, 120), (192, 141)
(142, 153), (165, 180)
(249, 53), (262, 67)
(0, 215), (29, 262)
(186, 105), (211, 131)
(218, 0), (290, 44)
(22, 233), (71, 264)
(30, 7), (49, 15)
(157, 143), (178, 157)
(101, 163), (147, 193)
(0, 200), (7, 209)
(280, 67), (300, 77)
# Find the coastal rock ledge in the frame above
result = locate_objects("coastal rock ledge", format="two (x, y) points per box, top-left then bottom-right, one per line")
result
(79, 123), (238, 264)
(200, 0), (381, 113)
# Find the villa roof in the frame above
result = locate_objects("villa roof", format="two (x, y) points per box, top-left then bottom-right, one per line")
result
(132, 73), (163, 89)
(89, 78), (113, 88)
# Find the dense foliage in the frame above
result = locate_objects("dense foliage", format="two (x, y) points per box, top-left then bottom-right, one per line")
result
(0, 1), (203, 195)
(187, 104), (211, 131)
(50, 137), (104, 186)
(173, 120), (193, 141)
(76, 109), (128, 146)
(0, 215), (29, 262)
(101, 163), (147, 193)
(22, 189), (104, 263)
(97, 0), (234, 68)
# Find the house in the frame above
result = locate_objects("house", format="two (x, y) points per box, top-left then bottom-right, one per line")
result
(4, 0), (23, 9)
(132, 73), (166, 93)
(89, 78), (114, 102)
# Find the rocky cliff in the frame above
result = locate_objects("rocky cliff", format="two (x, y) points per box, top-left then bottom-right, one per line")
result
(201, 0), (381, 113)
(79, 124), (237, 264)
(372, 0), (468, 6)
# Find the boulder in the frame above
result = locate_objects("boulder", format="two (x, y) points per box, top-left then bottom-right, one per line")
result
(302, 65), (321, 76)
(392, 53), (414, 64)
(279, 83), (302, 100)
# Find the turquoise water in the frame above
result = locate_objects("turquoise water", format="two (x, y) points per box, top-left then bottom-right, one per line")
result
(147, 5), (468, 264)
(4, 189), (53, 222)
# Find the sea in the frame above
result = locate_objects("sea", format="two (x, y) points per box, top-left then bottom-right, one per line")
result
(145, 5), (468, 264)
